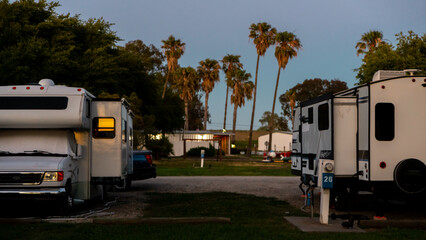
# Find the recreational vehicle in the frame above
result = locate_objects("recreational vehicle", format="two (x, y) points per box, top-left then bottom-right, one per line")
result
(291, 70), (426, 202)
(0, 79), (133, 212)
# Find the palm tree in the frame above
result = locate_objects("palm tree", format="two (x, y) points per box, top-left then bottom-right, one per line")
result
(229, 69), (254, 142)
(173, 66), (200, 130)
(286, 89), (297, 128)
(268, 31), (301, 152)
(161, 35), (185, 99)
(356, 30), (383, 56)
(221, 54), (243, 131)
(197, 59), (221, 130)
(247, 22), (276, 155)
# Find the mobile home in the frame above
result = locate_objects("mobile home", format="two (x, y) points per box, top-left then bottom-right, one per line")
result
(0, 79), (133, 212)
(291, 70), (426, 199)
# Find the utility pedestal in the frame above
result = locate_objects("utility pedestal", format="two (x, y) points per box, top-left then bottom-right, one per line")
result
(318, 159), (334, 224)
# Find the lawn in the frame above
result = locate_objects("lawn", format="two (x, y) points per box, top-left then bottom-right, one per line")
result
(0, 192), (423, 240)
(154, 158), (292, 176)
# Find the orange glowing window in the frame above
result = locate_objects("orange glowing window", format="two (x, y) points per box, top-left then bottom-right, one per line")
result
(93, 117), (115, 138)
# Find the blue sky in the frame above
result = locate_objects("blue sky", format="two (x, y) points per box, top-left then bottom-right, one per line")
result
(56, 0), (425, 130)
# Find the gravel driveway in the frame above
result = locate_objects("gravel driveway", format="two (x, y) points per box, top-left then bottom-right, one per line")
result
(131, 176), (304, 208)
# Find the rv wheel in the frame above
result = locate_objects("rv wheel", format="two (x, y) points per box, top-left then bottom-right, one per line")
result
(394, 159), (426, 194)
(59, 183), (74, 215)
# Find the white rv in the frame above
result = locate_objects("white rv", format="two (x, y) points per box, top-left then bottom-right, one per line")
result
(0, 79), (133, 212)
(291, 70), (426, 200)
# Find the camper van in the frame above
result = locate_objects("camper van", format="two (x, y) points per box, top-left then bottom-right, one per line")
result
(0, 79), (133, 212)
(291, 70), (426, 200)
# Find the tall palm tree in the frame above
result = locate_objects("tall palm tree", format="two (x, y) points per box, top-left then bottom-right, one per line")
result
(161, 35), (185, 99)
(229, 69), (254, 142)
(286, 89), (297, 128)
(221, 54), (243, 131)
(173, 66), (200, 130)
(197, 58), (221, 130)
(247, 22), (276, 155)
(356, 30), (383, 56)
(268, 31), (301, 152)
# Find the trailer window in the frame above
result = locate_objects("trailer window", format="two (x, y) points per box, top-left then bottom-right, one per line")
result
(308, 107), (314, 124)
(122, 120), (127, 143)
(93, 117), (115, 138)
(318, 103), (329, 131)
(0, 97), (68, 109)
(375, 103), (394, 141)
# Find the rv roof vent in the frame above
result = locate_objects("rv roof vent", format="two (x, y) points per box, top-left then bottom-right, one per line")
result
(38, 79), (55, 87)
(372, 70), (406, 81)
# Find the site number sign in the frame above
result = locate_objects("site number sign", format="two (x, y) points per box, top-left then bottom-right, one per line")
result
(322, 173), (334, 189)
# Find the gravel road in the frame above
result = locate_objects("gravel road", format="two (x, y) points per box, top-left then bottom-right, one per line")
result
(131, 176), (304, 208)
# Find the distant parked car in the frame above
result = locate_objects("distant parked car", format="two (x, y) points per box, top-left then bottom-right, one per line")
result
(132, 150), (157, 181)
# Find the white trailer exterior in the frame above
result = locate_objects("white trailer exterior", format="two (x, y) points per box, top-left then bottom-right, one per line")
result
(0, 80), (133, 211)
(291, 70), (426, 197)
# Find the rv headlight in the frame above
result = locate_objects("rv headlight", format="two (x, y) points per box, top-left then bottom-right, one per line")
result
(43, 171), (64, 182)
(324, 163), (334, 172)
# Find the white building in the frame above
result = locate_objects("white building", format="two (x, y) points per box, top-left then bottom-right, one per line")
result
(258, 131), (292, 152)
(166, 131), (233, 157)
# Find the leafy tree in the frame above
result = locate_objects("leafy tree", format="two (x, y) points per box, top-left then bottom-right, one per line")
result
(355, 31), (426, 84)
(229, 69), (254, 142)
(173, 67), (200, 130)
(268, 31), (301, 152)
(0, 0), (121, 90)
(355, 30), (384, 56)
(221, 54), (243, 131)
(187, 93), (208, 130)
(279, 78), (348, 126)
(161, 35), (185, 99)
(197, 59), (220, 130)
(258, 111), (288, 131)
(248, 22), (276, 155)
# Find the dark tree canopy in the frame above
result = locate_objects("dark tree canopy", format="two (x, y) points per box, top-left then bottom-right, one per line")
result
(0, 0), (186, 134)
(258, 111), (288, 131)
(356, 31), (426, 84)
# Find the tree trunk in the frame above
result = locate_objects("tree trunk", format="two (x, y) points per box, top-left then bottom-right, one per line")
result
(204, 92), (209, 130)
(223, 86), (229, 130)
(247, 54), (260, 156)
(184, 100), (189, 130)
(162, 71), (170, 99)
(232, 103), (238, 143)
(268, 67), (281, 152)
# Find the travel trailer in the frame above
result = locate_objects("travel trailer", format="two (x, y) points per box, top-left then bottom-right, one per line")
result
(291, 70), (426, 202)
(0, 79), (133, 212)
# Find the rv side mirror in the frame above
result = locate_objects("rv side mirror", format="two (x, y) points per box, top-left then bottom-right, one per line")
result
(73, 144), (83, 160)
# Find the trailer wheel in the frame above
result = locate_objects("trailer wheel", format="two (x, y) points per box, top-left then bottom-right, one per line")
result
(394, 159), (426, 194)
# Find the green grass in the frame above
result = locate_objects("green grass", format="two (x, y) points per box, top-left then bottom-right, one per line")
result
(0, 192), (423, 240)
(155, 158), (292, 176)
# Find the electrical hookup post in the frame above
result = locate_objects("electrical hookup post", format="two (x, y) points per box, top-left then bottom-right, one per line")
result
(200, 149), (205, 168)
(318, 159), (334, 224)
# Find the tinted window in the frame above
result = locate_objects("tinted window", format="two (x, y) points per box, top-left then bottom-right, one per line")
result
(133, 154), (147, 161)
(318, 103), (329, 131)
(122, 120), (127, 142)
(93, 117), (115, 138)
(375, 103), (394, 141)
(0, 97), (68, 109)
(308, 107), (313, 124)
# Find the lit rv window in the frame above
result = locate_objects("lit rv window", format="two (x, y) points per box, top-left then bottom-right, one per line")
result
(375, 103), (394, 141)
(93, 117), (115, 138)
(0, 97), (68, 109)
(318, 103), (329, 131)
(122, 120), (127, 143)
